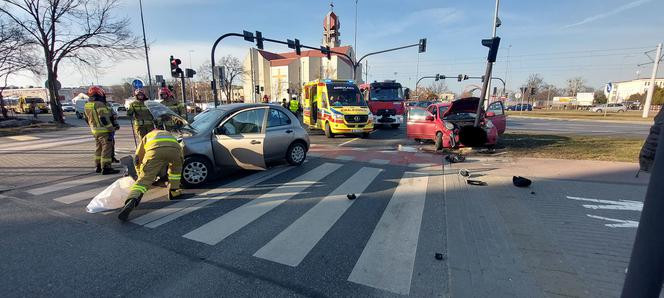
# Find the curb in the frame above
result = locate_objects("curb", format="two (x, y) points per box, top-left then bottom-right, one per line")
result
(507, 115), (653, 125)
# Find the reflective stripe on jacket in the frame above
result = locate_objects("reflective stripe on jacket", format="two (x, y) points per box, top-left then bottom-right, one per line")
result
(134, 129), (182, 164)
(84, 101), (114, 135)
(127, 101), (155, 126)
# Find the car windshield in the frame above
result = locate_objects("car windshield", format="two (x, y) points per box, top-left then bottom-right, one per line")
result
(370, 86), (403, 101)
(327, 84), (366, 107)
(189, 108), (224, 132)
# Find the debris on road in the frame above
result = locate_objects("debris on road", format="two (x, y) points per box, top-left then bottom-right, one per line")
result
(347, 194), (356, 200)
(435, 252), (445, 260)
(513, 176), (532, 187)
(458, 169), (470, 177)
(445, 153), (466, 163)
(467, 179), (487, 186)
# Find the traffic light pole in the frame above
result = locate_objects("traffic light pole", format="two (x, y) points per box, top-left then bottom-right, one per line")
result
(353, 43), (422, 80)
(211, 33), (245, 107)
(475, 62), (494, 127)
(180, 73), (188, 120)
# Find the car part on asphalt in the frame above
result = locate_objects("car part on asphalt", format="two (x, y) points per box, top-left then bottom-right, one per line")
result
(513, 176), (532, 187)
(459, 169), (470, 177)
(467, 179), (487, 186)
(435, 253), (445, 260)
(445, 154), (466, 163)
(347, 193), (356, 200)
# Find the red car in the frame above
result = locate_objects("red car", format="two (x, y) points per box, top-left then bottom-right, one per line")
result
(407, 97), (506, 149)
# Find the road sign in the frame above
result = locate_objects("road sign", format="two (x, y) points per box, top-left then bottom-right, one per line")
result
(605, 82), (613, 96)
(515, 92), (522, 99)
(44, 80), (62, 91)
(132, 79), (144, 90)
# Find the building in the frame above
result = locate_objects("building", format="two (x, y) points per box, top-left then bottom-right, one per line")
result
(242, 4), (362, 103)
(610, 78), (664, 103)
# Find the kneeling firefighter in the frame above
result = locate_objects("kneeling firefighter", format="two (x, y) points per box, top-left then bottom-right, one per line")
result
(118, 127), (185, 221)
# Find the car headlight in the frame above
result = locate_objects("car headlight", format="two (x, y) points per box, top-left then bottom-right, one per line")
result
(332, 113), (344, 120)
(444, 121), (454, 130)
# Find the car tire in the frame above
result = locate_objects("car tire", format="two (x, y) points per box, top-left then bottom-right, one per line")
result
(324, 122), (335, 138)
(182, 156), (212, 188)
(618, 109), (624, 113)
(434, 132), (443, 151)
(391, 124), (400, 129)
(286, 142), (307, 166)
(595, 109), (602, 113)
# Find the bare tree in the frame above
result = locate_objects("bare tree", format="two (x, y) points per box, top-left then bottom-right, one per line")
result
(566, 77), (591, 96)
(200, 55), (244, 104)
(0, 20), (40, 118)
(417, 81), (450, 100)
(0, 0), (141, 123)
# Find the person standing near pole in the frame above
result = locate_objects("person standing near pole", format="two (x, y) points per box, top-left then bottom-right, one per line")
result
(289, 95), (301, 117)
(103, 95), (121, 163)
(84, 86), (119, 175)
(127, 89), (155, 140)
(159, 87), (185, 131)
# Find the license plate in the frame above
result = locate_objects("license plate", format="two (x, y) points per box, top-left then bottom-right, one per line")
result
(352, 129), (363, 133)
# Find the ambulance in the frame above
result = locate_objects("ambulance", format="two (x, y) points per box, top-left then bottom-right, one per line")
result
(302, 79), (373, 138)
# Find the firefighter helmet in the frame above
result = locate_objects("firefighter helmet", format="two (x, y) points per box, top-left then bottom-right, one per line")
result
(87, 86), (105, 98)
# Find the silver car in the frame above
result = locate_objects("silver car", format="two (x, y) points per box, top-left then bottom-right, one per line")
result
(179, 103), (309, 187)
(590, 103), (627, 113)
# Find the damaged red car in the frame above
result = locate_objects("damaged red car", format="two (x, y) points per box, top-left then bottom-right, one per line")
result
(406, 97), (506, 150)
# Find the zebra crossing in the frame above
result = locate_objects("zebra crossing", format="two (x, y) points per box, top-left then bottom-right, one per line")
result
(17, 157), (444, 295)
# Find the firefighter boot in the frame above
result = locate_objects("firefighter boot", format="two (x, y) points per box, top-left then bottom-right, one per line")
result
(168, 189), (192, 201)
(118, 195), (142, 221)
(101, 167), (120, 175)
(95, 165), (102, 173)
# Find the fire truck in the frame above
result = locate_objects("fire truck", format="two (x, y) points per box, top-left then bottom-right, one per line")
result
(359, 80), (409, 128)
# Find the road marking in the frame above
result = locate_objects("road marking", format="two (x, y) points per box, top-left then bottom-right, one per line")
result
(566, 196), (642, 211)
(348, 172), (429, 295)
(335, 155), (355, 161)
(54, 186), (107, 204)
(28, 174), (118, 196)
(0, 135), (87, 150)
(182, 163), (342, 245)
(408, 163), (435, 168)
(0, 136), (91, 152)
(338, 138), (359, 147)
(254, 167), (382, 266)
(586, 215), (639, 228)
(7, 135), (39, 141)
(369, 159), (390, 165)
(133, 167), (292, 228)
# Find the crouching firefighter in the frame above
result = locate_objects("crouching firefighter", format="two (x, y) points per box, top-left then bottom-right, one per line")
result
(118, 127), (186, 221)
(85, 86), (119, 175)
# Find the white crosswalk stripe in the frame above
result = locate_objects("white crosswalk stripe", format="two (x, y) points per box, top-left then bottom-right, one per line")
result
(254, 167), (382, 266)
(0, 135), (91, 151)
(182, 163), (342, 245)
(347, 172), (429, 295)
(28, 174), (119, 195)
(54, 186), (107, 204)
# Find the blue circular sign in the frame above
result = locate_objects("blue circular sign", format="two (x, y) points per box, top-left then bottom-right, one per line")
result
(132, 79), (144, 89)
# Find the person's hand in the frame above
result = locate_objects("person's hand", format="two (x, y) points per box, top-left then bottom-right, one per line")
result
(114, 125), (120, 131)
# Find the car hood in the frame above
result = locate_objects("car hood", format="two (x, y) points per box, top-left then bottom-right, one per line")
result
(329, 106), (370, 115)
(443, 97), (481, 116)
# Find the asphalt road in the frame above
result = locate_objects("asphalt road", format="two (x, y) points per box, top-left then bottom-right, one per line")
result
(507, 116), (652, 137)
(0, 113), (649, 297)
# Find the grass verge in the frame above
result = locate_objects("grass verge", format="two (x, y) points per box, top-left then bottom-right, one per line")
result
(498, 133), (644, 163)
(506, 110), (654, 122)
(0, 122), (70, 137)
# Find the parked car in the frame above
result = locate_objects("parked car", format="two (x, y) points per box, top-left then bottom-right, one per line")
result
(111, 103), (127, 113)
(407, 97), (506, 150)
(506, 103), (532, 111)
(61, 103), (76, 112)
(177, 103), (310, 187)
(590, 103), (627, 113)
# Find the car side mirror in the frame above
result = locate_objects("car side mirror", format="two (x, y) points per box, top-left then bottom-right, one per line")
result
(404, 88), (411, 100)
(486, 111), (496, 117)
(425, 115), (434, 121)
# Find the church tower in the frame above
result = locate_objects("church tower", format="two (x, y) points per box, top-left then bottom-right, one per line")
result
(322, 2), (340, 48)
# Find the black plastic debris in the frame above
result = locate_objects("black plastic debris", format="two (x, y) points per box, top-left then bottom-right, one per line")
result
(347, 194), (357, 200)
(435, 253), (445, 260)
(467, 179), (487, 186)
(531, 191), (536, 195)
(513, 176), (532, 187)
(458, 169), (470, 177)
(445, 154), (466, 163)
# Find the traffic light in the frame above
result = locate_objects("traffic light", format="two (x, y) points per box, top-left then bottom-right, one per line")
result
(481, 36), (501, 63)
(243, 30), (255, 42)
(320, 46), (331, 59)
(170, 55), (182, 78)
(457, 74), (469, 82)
(185, 68), (196, 78)
(254, 85), (260, 94)
(288, 39), (302, 55)
(418, 38), (427, 53)
(435, 74), (440, 81)
(255, 31), (264, 50)
(530, 87), (536, 96)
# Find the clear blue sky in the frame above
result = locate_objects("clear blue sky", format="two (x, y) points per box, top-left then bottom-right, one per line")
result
(12, 0), (664, 95)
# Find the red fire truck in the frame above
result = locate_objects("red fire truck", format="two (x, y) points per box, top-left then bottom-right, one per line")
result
(360, 80), (409, 129)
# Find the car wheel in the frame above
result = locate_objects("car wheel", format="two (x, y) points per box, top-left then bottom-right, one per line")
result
(618, 109), (624, 113)
(391, 124), (400, 129)
(182, 156), (212, 187)
(286, 142), (307, 166)
(324, 122), (335, 138)
(596, 109), (602, 113)
(434, 132), (443, 151)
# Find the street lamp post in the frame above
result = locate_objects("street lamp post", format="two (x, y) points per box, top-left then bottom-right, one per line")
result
(138, 0), (154, 99)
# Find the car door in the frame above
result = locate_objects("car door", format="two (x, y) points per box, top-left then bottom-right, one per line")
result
(407, 108), (436, 140)
(487, 101), (507, 134)
(264, 108), (295, 161)
(213, 107), (267, 170)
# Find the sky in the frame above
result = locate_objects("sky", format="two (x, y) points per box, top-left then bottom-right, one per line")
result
(7, 0), (664, 95)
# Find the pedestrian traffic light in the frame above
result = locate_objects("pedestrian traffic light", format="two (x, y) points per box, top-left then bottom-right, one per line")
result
(243, 30), (255, 42)
(170, 56), (182, 78)
(185, 68), (196, 78)
(255, 85), (260, 94)
(481, 36), (501, 63)
(418, 38), (427, 53)
(255, 31), (264, 50)
(288, 39), (302, 55)
(320, 46), (331, 59)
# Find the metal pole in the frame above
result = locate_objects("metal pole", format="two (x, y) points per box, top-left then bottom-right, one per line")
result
(621, 111), (664, 296)
(485, 0), (500, 107)
(211, 33), (244, 107)
(180, 74), (188, 120)
(189, 50), (195, 104)
(354, 0), (358, 59)
(474, 61), (494, 127)
(138, 0), (153, 99)
(643, 43), (662, 118)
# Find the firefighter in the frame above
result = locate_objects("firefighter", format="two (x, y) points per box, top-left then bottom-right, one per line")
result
(103, 95), (121, 163)
(118, 127), (185, 221)
(127, 89), (154, 139)
(158, 87), (185, 131)
(84, 86), (119, 175)
(289, 95), (300, 116)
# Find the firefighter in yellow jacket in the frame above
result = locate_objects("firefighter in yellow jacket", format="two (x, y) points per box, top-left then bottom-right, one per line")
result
(84, 86), (119, 175)
(158, 87), (186, 131)
(118, 128), (184, 221)
(127, 89), (154, 139)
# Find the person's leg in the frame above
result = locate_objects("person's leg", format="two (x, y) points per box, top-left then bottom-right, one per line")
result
(119, 153), (164, 221)
(166, 148), (184, 200)
(94, 135), (103, 172)
(100, 134), (118, 174)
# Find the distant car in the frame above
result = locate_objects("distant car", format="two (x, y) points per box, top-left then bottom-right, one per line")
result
(506, 104), (532, 111)
(178, 103), (310, 187)
(111, 103), (127, 113)
(590, 103), (627, 113)
(407, 98), (506, 150)
(61, 103), (76, 112)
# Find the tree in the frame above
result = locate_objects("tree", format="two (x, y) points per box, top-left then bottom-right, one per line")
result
(594, 90), (608, 104)
(418, 81), (451, 100)
(0, 19), (40, 118)
(0, 0), (141, 123)
(566, 77), (592, 96)
(200, 55), (245, 104)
